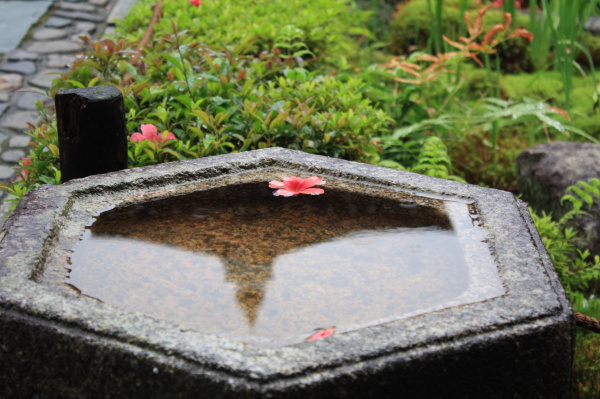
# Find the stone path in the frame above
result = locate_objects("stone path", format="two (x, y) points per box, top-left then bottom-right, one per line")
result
(0, 0), (136, 218)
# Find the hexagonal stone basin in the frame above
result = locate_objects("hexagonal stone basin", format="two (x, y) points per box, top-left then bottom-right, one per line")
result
(67, 181), (502, 346)
(0, 148), (574, 398)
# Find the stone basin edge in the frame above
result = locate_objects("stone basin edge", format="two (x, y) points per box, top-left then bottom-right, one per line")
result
(0, 147), (573, 386)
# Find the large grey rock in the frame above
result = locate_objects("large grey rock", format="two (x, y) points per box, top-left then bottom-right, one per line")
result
(517, 141), (600, 256)
(0, 148), (573, 398)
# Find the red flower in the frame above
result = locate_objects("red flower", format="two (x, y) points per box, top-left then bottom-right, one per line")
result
(306, 326), (336, 341)
(16, 157), (32, 180)
(130, 124), (175, 143)
(190, 0), (202, 6)
(269, 176), (325, 197)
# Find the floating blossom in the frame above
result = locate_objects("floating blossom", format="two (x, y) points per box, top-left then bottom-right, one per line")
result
(269, 176), (325, 197)
(130, 123), (175, 143)
(306, 326), (336, 341)
(190, 0), (202, 6)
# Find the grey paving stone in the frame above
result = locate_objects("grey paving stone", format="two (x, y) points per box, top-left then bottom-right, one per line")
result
(29, 69), (65, 89)
(0, 61), (36, 76)
(0, 165), (16, 180)
(1, 149), (26, 163)
(0, 1), (53, 53)
(108, 0), (137, 24)
(27, 40), (82, 54)
(33, 28), (68, 41)
(75, 21), (96, 33)
(1, 111), (39, 131)
(9, 134), (32, 148)
(0, 73), (23, 91)
(59, 2), (97, 12)
(0, 92), (10, 102)
(16, 92), (49, 111)
(0, 130), (8, 145)
(0, 103), (8, 118)
(54, 10), (105, 22)
(45, 16), (72, 29)
(6, 50), (40, 62)
(47, 54), (76, 68)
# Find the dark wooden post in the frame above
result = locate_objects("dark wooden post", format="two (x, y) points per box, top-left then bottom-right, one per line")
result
(56, 86), (128, 183)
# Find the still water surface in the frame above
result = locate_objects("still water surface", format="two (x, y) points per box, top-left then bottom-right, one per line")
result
(68, 181), (475, 345)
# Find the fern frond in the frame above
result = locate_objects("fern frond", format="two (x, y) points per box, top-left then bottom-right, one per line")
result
(561, 178), (600, 217)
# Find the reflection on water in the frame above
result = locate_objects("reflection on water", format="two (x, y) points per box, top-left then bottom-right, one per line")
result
(67, 181), (485, 346)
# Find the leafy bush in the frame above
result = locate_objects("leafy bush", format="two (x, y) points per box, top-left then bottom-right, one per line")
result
(2, 25), (392, 204)
(115, 0), (371, 71)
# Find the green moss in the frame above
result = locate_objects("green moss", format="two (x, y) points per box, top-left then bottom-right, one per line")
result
(499, 71), (600, 137)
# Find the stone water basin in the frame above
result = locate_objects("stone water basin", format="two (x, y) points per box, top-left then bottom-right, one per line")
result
(0, 147), (573, 398)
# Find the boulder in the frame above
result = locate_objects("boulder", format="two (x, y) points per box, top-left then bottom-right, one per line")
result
(517, 141), (600, 256)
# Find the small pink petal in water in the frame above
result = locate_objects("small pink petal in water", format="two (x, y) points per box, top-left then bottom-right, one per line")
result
(306, 326), (336, 341)
(269, 176), (325, 197)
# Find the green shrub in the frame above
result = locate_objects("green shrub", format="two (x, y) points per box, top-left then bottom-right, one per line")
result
(115, 0), (371, 71)
(531, 202), (600, 298)
(2, 29), (392, 205)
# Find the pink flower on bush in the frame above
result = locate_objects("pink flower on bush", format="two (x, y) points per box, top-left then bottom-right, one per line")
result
(15, 157), (32, 181)
(269, 176), (325, 197)
(130, 124), (175, 143)
(190, 0), (202, 7)
(21, 157), (31, 178)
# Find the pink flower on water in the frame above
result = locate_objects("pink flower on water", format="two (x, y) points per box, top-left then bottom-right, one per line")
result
(130, 124), (175, 143)
(307, 326), (336, 341)
(190, 0), (202, 6)
(269, 176), (325, 197)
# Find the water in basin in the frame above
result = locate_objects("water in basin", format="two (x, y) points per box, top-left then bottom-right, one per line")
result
(67, 179), (501, 346)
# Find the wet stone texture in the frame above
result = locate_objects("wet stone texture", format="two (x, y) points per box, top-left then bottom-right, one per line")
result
(0, 148), (574, 398)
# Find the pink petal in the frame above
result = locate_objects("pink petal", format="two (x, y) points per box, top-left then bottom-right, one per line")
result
(141, 124), (158, 141)
(307, 327), (335, 341)
(156, 131), (176, 142)
(283, 176), (314, 193)
(130, 132), (145, 142)
(274, 189), (295, 197)
(269, 180), (286, 189)
(300, 188), (324, 196)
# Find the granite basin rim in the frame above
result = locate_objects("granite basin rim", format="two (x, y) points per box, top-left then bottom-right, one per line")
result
(0, 147), (572, 389)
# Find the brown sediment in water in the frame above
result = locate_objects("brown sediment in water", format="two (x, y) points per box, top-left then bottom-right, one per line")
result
(66, 181), (472, 345)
